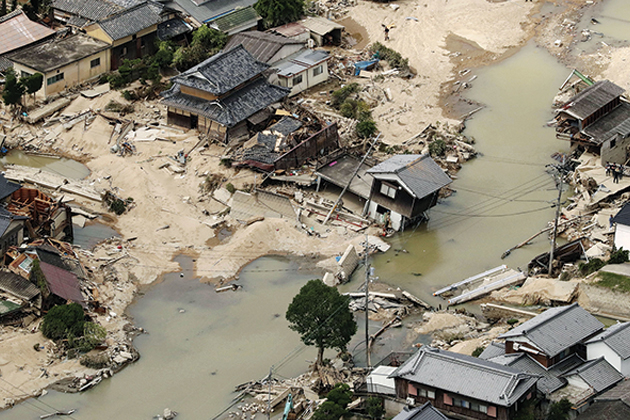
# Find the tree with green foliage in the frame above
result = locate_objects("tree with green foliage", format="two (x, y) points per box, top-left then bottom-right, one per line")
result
(2, 68), (25, 108)
(547, 398), (572, 420)
(286, 280), (357, 367)
(30, 259), (48, 296)
(327, 383), (352, 408)
(356, 120), (377, 139)
(20, 72), (43, 104)
(366, 397), (384, 420)
(472, 346), (485, 357)
(1, 0), (7, 17)
(173, 26), (227, 71)
(312, 400), (347, 420)
(254, 0), (305, 29)
(41, 303), (85, 341)
(152, 41), (176, 69)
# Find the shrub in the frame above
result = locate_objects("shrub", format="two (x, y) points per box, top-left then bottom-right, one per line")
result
(609, 248), (629, 265)
(507, 318), (519, 326)
(579, 258), (606, 276)
(225, 183), (236, 194)
(356, 120), (377, 139)
(472, 346), (485, 357)
(327, 383), (352, 408)
(370, 42), (410, 72)
(429, 139), (447, 157)
(366, 397), (384, 420)
(41, 303), (85, 341)
(331, 83), (360, 108)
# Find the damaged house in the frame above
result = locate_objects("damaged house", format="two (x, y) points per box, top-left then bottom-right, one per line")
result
(162, 45), (290, 143)
(366, 154), (452, 231)
(555, 80), (630, 165)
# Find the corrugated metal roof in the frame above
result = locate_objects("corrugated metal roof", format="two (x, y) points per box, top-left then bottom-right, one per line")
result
(98, 1), (163, 41)
(0, 270), (39, 301)
(582, 101), (630, 145)
(586, 322), (630, 360)
(172, 45), (269, 96)
(562, 357), (623, 393)
(209, 6), (259, 33)
(292, 49), (329, 66)
(613, 202), (630, 226)
(0, 10), (55, 56)
(269, 21), (308, 38)
(163, 0), (256, 25)
(391, 347), (538, 407)
(392, 403), (450, 420)
(224, 31), (303, 63)
(8, 33), (110, 73)
(367, 154), (452, 199)
(562, 80), (625, 120)
(300, 16), (344, 36)
(39, 261), (85, 307)
(498, 303), (604, 358)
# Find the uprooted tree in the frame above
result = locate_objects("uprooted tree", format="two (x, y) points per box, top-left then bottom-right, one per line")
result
(286, 280), (357, 368)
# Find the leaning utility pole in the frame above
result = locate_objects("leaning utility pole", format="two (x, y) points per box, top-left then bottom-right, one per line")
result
(323, 133), (381, 225)
(364, 233), (371, 369)
(548, 154), (567, 276)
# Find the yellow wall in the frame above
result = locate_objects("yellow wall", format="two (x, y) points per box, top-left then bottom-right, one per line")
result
(84, 25), (113, 44)
(180, 85), (218, 101)
(14, 49), (110, 98)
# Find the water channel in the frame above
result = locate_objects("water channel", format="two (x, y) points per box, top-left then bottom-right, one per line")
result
(3, 1), (630, 417)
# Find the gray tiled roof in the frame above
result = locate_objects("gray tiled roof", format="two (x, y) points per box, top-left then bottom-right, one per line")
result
(172, 45), (270, 96)
(491, 353), (584, 395)
(157, 17), (192, 41)
(498, 303), (604, 358)
(587, 322), (630, 360)
(393, 403), (450, 420)
(161, 77), (290, 128)
(478, 342), (506, 360)
(612, 202), (630, 226)
(0, 270), (40, 301)
(562, 80), (625, 120)
(596, 379), (630, 404)
(562, 357), (623, 393)
(268, 117), (302, 136)
(225, 31), (304, 63)
(52, 0), (143, 22)
(367, 154), (452, 199)
(576, 400), (630, 420)
(391, 347), (538, 407)
(0, 174), (21, 201)
(98, 1), (163, 41)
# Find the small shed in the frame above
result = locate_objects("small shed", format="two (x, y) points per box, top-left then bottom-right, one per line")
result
(300, 16), (344, 46)
(208, 6), (260, 36)
(366, 365), (396, 395)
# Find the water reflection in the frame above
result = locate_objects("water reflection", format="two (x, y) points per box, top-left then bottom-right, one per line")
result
(0, 150), (90, 180)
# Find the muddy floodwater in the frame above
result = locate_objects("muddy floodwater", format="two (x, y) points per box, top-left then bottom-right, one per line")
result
(371, 42), (571, 307)
(0, 26), (611, 420)
(0, 150), (90, 180)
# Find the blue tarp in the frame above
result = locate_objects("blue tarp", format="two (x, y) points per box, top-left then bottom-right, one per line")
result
(354, 59), (379, 76)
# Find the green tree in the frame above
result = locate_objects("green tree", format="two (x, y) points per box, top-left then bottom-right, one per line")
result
(356, 120), (377, 139)
(366, 397), (384, 420)
(41, 303), (85, 341)
(20, 72), (43, 104)
(173, 26), (227, 71)
(547, 398), (572, 420)
(312, 401), (346, 420)
(254, 0), (305, 29)
(30, 259), (48, 295)
(326, 383), (352, 408)
(2, 68), (25, 108)
(286, 280), (357, 367)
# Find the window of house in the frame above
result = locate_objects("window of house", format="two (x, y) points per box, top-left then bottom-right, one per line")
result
(313, 65), (323, 76)
(452, 398), (471, 409)
(417, 388), (435, 399)
(293, 74), (303, 85)
(47, 73), (64, 85)
(380, 182), (397, 199)
(471, 402), (488, 413)
(611, 139), (617, 148)
(90, 57), (101, 68)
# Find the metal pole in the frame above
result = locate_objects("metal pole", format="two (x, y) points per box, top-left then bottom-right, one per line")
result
(267, 366), (272, 420)
(323, 133), (381, 225)
(549, 157), (565, 276)
(364, 233), (371, 369)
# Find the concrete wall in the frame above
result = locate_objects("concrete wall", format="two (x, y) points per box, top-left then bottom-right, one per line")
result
(578, 283), (630, 320)
(601, 135), (630, 166)
(614, 224), (630, 251)
(13, 49), (109, 98)
(587, 342), (623, 374)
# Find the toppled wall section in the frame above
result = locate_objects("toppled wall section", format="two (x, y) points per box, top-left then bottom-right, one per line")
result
(274, 123), (340, 170)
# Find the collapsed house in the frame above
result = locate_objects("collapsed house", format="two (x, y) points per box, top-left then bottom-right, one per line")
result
(161, 45), (291, 144)
(0, 270), (41, 324)
(555, 80), (630, 165)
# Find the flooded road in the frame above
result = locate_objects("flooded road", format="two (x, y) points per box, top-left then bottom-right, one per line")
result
(371, 42), (570, 306)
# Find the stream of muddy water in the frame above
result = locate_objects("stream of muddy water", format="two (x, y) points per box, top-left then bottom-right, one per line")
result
(3, 2), (630, 417)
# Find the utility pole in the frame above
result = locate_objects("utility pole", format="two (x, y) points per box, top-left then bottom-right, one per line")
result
(364, 233), (371, 369)
(549, 154), (567, 276)
(267, 366), (273, 420)
(323, 133), (381, 225)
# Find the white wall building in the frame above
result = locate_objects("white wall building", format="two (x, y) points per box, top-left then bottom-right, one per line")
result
(586, 322), (630, 377)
